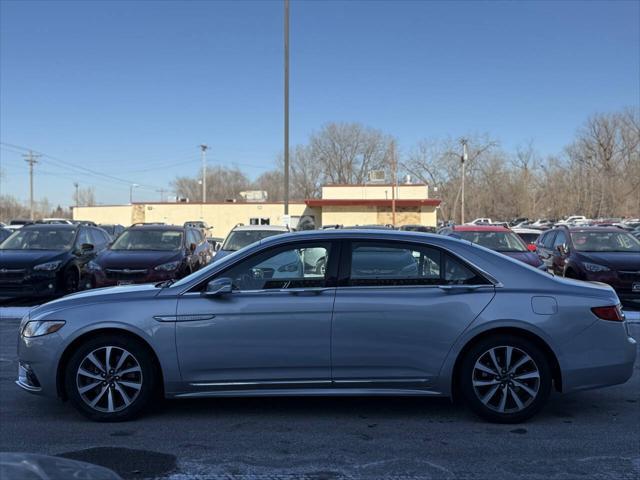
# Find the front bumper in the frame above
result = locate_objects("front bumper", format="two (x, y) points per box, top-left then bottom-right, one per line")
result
(15, 332), (62, 398)
(92, 269), (178, 288)
(560, 318), (637, 393)
(0, 273), (59, 301)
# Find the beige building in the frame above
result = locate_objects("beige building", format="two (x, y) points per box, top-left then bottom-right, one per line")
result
(73, 183), (440, 237)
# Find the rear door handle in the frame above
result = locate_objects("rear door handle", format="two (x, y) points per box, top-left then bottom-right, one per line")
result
(438, 285), (493, 293)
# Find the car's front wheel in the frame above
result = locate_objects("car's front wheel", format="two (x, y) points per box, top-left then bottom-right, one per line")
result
(460, 334), (552, 423)
(64, 335), (157, 421)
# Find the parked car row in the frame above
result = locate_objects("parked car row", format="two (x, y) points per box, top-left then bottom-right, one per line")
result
(0, 223), (213, 302)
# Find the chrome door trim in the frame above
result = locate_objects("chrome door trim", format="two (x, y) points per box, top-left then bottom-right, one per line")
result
(190, 378), (431, 387)
(153, 314), (216, 322)
(190, 379), (331, 387)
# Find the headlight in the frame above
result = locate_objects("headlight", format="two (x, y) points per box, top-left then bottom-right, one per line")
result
(583, 262), (611, 273)
(33, 261), (62, 271)
(154, 260), (180, 272)
(22, 320), (65, 338)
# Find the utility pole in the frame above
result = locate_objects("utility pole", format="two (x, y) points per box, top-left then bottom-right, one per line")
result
(130, 183), (139, 204)
(390, 140), (397, 227)
(23, 150), (41, 220)
(283, 0), (290, 216)
(199, 144), (209, 203)
(460, 138), (468, 224)
(74, 182), (79, 207)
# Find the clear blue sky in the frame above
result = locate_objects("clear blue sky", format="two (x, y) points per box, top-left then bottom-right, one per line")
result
(1, 0), (638, 206)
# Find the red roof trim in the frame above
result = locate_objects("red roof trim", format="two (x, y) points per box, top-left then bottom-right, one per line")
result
(305, 199), (441, 207)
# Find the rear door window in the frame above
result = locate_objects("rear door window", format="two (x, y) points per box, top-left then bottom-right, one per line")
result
(347, 241), (488, 287)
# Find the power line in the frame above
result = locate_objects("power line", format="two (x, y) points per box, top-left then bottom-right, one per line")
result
(1, 142), (162, 190)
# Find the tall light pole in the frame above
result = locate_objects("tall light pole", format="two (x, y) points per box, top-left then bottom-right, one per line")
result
(23, 150), (41, 220)
(74, 182), (80, 208)
(130, 183), (139, 204)
(199, 144), (209, 203)
(390, 140), (397, 227)
(460, 138), (468, 224)
(283, 0), (290, 216)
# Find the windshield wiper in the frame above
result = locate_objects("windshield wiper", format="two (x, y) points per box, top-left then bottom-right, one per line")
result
(155, 279), (176, 288)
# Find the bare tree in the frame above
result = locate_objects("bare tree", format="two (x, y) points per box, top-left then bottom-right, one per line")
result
(309, 123), (393, 184)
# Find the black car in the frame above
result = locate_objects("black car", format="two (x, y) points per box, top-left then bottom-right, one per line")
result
(536, 226), (640, 310)
(0, 223), (111, 301)
(99, 223), (125, 241)
(0, 228), (12, 243)
(90, 225), (212, 287)
(399, 224), (437, 233)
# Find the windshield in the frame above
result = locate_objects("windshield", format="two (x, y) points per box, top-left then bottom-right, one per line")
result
(0, 228), (76, 251)
(516, 232), (540, 245)
(111, 229), (183, 251)
(221, 230), (285, 251)
(100, 225), (115, 235)
(570, 231), (640, 252)
(456, 231), (528, 252)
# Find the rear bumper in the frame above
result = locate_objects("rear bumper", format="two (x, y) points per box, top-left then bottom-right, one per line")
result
(560, 319), (637, 393)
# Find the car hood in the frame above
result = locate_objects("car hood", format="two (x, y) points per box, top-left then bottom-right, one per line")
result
(27, 283), (161, 321)
(0, 250), (67, 269)
(501, 251), (543, 267)
(576, 252), (640, 271)
(95, 250), (181, 269)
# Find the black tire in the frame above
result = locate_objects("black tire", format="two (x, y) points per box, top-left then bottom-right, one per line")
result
(64, 334), (157, 422)
(60, 267), (79, 295)
(460, 334), (552, 423)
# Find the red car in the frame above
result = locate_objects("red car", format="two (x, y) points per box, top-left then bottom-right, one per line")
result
(441, 225), (545, 269)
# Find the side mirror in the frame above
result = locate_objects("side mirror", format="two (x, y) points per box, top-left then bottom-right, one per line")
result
(214, 243), (221, 252)
(189, 243), (197, 253)
(79, 243), (95, 255)
(556, 244), (567, 255)
(527, 243), (537, 252)
(204, 277), (232, 297)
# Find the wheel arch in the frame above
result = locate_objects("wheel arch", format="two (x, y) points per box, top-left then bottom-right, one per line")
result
(450, 326), (563, 401)
(56, 327), (164, 400)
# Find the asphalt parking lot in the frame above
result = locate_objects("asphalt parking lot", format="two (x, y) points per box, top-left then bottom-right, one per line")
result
(0, 310), (638, 480)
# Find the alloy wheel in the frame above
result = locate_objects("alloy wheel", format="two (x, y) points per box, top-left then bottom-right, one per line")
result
(472, 345), (540, 414)
(76, 346), (143, 413)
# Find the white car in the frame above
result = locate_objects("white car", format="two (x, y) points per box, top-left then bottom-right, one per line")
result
(468, 218), (493, 225)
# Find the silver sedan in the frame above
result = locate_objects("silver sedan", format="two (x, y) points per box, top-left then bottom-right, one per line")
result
(16, 229), (637, 423)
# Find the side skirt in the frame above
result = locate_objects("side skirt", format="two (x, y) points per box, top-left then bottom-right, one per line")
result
(171, 387), (445, 399)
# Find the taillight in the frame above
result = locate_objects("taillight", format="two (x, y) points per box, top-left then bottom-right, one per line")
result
(591, 305), (624, 322)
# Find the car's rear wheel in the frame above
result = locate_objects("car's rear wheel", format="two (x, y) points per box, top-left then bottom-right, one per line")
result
(64, 335), (157, 422)
(460, 334), (552, 423)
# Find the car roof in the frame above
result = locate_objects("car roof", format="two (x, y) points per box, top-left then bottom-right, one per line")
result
(564, 226), (628, 233)
(21, 223), (78, 230)
(127, 225), (185, 231)
(452, 225), (510, 232)
(231, 225), (289, 232)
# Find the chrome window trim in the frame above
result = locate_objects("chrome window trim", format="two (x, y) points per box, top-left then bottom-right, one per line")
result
(173, 234), (503, 296)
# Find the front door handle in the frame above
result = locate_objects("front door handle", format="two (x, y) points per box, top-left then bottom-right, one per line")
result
(284, 288), (329, 296)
